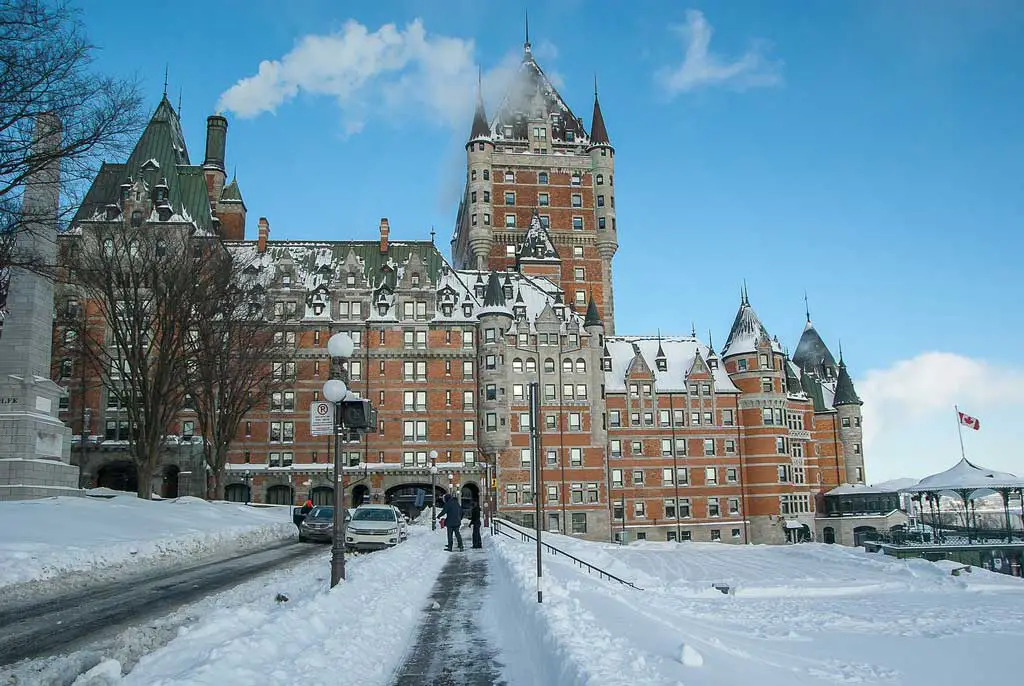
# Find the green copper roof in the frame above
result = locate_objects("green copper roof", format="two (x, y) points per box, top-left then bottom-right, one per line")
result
(72, 96), (213, 229)
(800, 370), (829, 412)
(221, 176), (245, 204)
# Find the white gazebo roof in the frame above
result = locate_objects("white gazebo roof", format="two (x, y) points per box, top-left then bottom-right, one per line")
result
(901, 458), (1024, 495)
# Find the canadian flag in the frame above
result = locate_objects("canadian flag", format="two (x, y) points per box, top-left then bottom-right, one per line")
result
(958, 411), (980, 431)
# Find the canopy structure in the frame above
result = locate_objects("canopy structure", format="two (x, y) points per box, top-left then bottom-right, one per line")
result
(900, 459), (1024, 544)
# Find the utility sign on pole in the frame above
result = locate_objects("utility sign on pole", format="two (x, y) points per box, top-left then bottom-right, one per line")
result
(310, 401), (334, 436)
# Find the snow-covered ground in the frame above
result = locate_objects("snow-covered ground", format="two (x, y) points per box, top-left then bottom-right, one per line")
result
(0, 493), (295, 597)
(491, 523), (1024, 685)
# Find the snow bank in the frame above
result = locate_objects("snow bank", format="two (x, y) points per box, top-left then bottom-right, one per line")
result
(0, 495), (295, 593)
(491, 530), (1024, 685)
(118, 525), (449, 685)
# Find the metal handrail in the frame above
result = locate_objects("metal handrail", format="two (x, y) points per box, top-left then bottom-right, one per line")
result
(493, 518), (643, 590)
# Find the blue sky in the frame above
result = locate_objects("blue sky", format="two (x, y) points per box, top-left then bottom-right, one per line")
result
(81, 0), (1024, 480)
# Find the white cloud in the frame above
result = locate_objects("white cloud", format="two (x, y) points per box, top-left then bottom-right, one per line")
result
(857, 352), (1024, 483)
(218, 19), (519, 136)
(657, 9), (782, 95)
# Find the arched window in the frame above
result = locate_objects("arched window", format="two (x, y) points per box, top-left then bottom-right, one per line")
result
(538, 172), (548, 184)
(471, 169), (477, 181)
(512, 358), (523, 373)
(504, 170), (514, 182)
(525, 358), (536, 373)
(562, 358), (573, 374)
(544, 358), (555, 373)
(483, 169), (489, 180)
(575, 358), (586, 373)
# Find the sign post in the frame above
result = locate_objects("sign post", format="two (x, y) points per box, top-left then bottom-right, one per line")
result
(310, 401), (334, 437)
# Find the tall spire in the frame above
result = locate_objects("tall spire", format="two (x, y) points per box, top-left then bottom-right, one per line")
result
(468, 67), (490, 141)
(524, 7), (532, 57)
(708, 329), (715, 353)
(804, 290), (811, 324)
(584, 290), (602, 328)
(162, 64), (169, 98)
(589, 74), (611, 146)
(742, 279), (749, 306)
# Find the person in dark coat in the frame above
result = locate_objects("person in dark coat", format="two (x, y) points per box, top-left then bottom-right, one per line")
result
(437, 494), (464, 551)
(470, 500), (482, 549)
(300, 499), (313, 515)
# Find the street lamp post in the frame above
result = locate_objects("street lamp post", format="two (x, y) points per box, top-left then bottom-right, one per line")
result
(324, 332), (355, 587)
(243, 470), (251, 505)
(429, 450), (439, 530)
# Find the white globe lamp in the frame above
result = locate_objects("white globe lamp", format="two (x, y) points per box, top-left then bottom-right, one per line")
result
(323, 379), (348, 403)
(327, 332), (355, 359)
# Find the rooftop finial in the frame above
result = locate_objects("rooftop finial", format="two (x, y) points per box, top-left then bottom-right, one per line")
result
(594, 73), (598, 97)
(742, 279), (749, 305)
(524, 6), (531, 54)
(162, 64), (169, 98)
(804, 290), (811, 323)
(708, 329), (714, 352)
(691, 321), (696, 338)
(430, 226), (436, 244)
(838, 338), (844, 363)
(177, 87), (182, 118)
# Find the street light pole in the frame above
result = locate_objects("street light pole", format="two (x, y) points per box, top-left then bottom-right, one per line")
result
(324, 332), (355, 588)
(430, 450), (439, 530)
(529, 381), (543, 603)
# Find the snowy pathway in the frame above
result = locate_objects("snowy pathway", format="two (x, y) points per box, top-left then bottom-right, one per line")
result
(391, 549), (508, 686)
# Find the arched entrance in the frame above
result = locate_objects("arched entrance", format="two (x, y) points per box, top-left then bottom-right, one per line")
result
(385, 483), (448, 518)
(351, 484), (370, 508)
(823, 526), (836, 544)
(853, 525), (877, 547)
(97, 460), (138, 493)
(225, 484), (250, 503)
(161, 465), (180, 499)
(461, 482), (480, 510)
(311, 486), (334, 507)
(266, 485), (293, 505)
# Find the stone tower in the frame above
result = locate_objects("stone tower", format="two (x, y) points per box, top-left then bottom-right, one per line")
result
(833, 354), (865, 484)
(0, 113), (79, 500)
(477, 271), (514, 458)
(450, 35), (618, 332)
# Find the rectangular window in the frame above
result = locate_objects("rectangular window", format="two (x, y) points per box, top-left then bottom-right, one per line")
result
(568, 413), (581, 430)
(727, 468), (738, 483)
(705, 467), (717, 485)
(704, 439), (715, 456)
(572, 216), (583, 230)
(611, 469), (623, 487)
(722, 409), (734, 426)
(610, 440), (622, 457)
(708, 498), (721, 517)
(538, 192), (549, 206)
(464, 420), (475, 439)
(571, 193), (582, 208)
(761, 377), (773, 393)
(571, 512), (587, 534)
(570, 448), (583, 466)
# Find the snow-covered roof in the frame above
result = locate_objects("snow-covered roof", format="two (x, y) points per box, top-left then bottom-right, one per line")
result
(456, 270), (582, 333)
(827, 478), (919, 496)
(902, 458), (1024, 494)
(604, 336), (740, 394)
(721, 299), (783, 358)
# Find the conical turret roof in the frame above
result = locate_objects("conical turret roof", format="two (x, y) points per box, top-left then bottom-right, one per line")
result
(584, 293), (602, 328)
(468, 76), (490, 141)
(793, 319), (838, 378)
(478, 271), (513, 318)
(589, 82), (611, 146)
(721, 290), (780, 357)
(833, 358), (862, 406)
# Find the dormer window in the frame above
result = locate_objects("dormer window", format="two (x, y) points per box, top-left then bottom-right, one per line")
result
(462, 304), (473, 317)
(565, 131), (575, 142)
(441, 303), (453, 317)
(514, 305), (526, 319)
(411, 273), (420, 287)
(282, 274), (291, 287)
(602, 358), (612, 372)
(738, 359), (748, 371)
(377, 302), (389, 317)
(313, 303), (325, 316)
(709, 358), (718, 370)
(475, 285), (485, 298)
(503, 126), (513, 138)
(656, 358), (667, 372)
(503, 286), (513, 299)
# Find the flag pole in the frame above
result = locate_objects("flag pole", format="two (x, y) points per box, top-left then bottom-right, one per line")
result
(954, 405), (967, 461)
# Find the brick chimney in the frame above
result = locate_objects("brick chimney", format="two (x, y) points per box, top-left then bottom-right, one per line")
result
(379, 217), (390, 253)
(257, 217), (270, 253)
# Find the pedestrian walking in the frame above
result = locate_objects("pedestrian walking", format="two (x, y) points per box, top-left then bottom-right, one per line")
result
(437, 494), (464, 551)
(470, 500), (482, 549)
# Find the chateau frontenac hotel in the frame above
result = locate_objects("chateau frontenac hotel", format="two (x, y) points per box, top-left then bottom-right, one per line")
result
(56, 37), (866, 545)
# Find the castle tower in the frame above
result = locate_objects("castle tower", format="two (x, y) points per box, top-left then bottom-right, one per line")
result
(583, 293), (607, 448)
(465, 75), (495, 270)
(0, 113), (79, 500)
(477, 271), (513, 457)
(203, 114), (228, 207)
(833, 353), (865, 484)
(588, 80), (617, 333)
(450, 32), (617, 330)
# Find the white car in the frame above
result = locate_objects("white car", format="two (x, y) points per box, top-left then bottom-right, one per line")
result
(391, 506), (409, 540)
(346, 505), (402, 551)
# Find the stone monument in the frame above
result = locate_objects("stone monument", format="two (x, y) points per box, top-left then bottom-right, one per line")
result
(0, 113), (80, 499)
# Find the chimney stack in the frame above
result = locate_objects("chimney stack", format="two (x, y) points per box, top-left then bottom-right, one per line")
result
(379, 217), (390, 253)
(257, 217), (270, 253)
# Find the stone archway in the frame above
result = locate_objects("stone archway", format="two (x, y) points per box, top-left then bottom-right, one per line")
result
(351, 484), (370, 508)
(823, 526), (836, 544)
(225, 483), (250, 503)
(161, 465), (180, 499)
(385, 482), (448, 518)
(266, 484), (293, 505)
(461, 482), (480, 510)
(96, 460), (137, 493)
(311, 486), (334, 507)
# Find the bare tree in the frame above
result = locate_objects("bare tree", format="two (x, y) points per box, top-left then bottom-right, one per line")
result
(68, 223), (201, 498)
(0, 0), (143, 298)
(186, 250), (290, 500)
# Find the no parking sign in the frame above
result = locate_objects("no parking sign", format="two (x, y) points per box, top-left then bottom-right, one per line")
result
(310, 401), (334, 436)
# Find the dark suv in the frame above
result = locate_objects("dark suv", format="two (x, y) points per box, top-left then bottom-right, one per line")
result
(298, 506), (349, 543)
